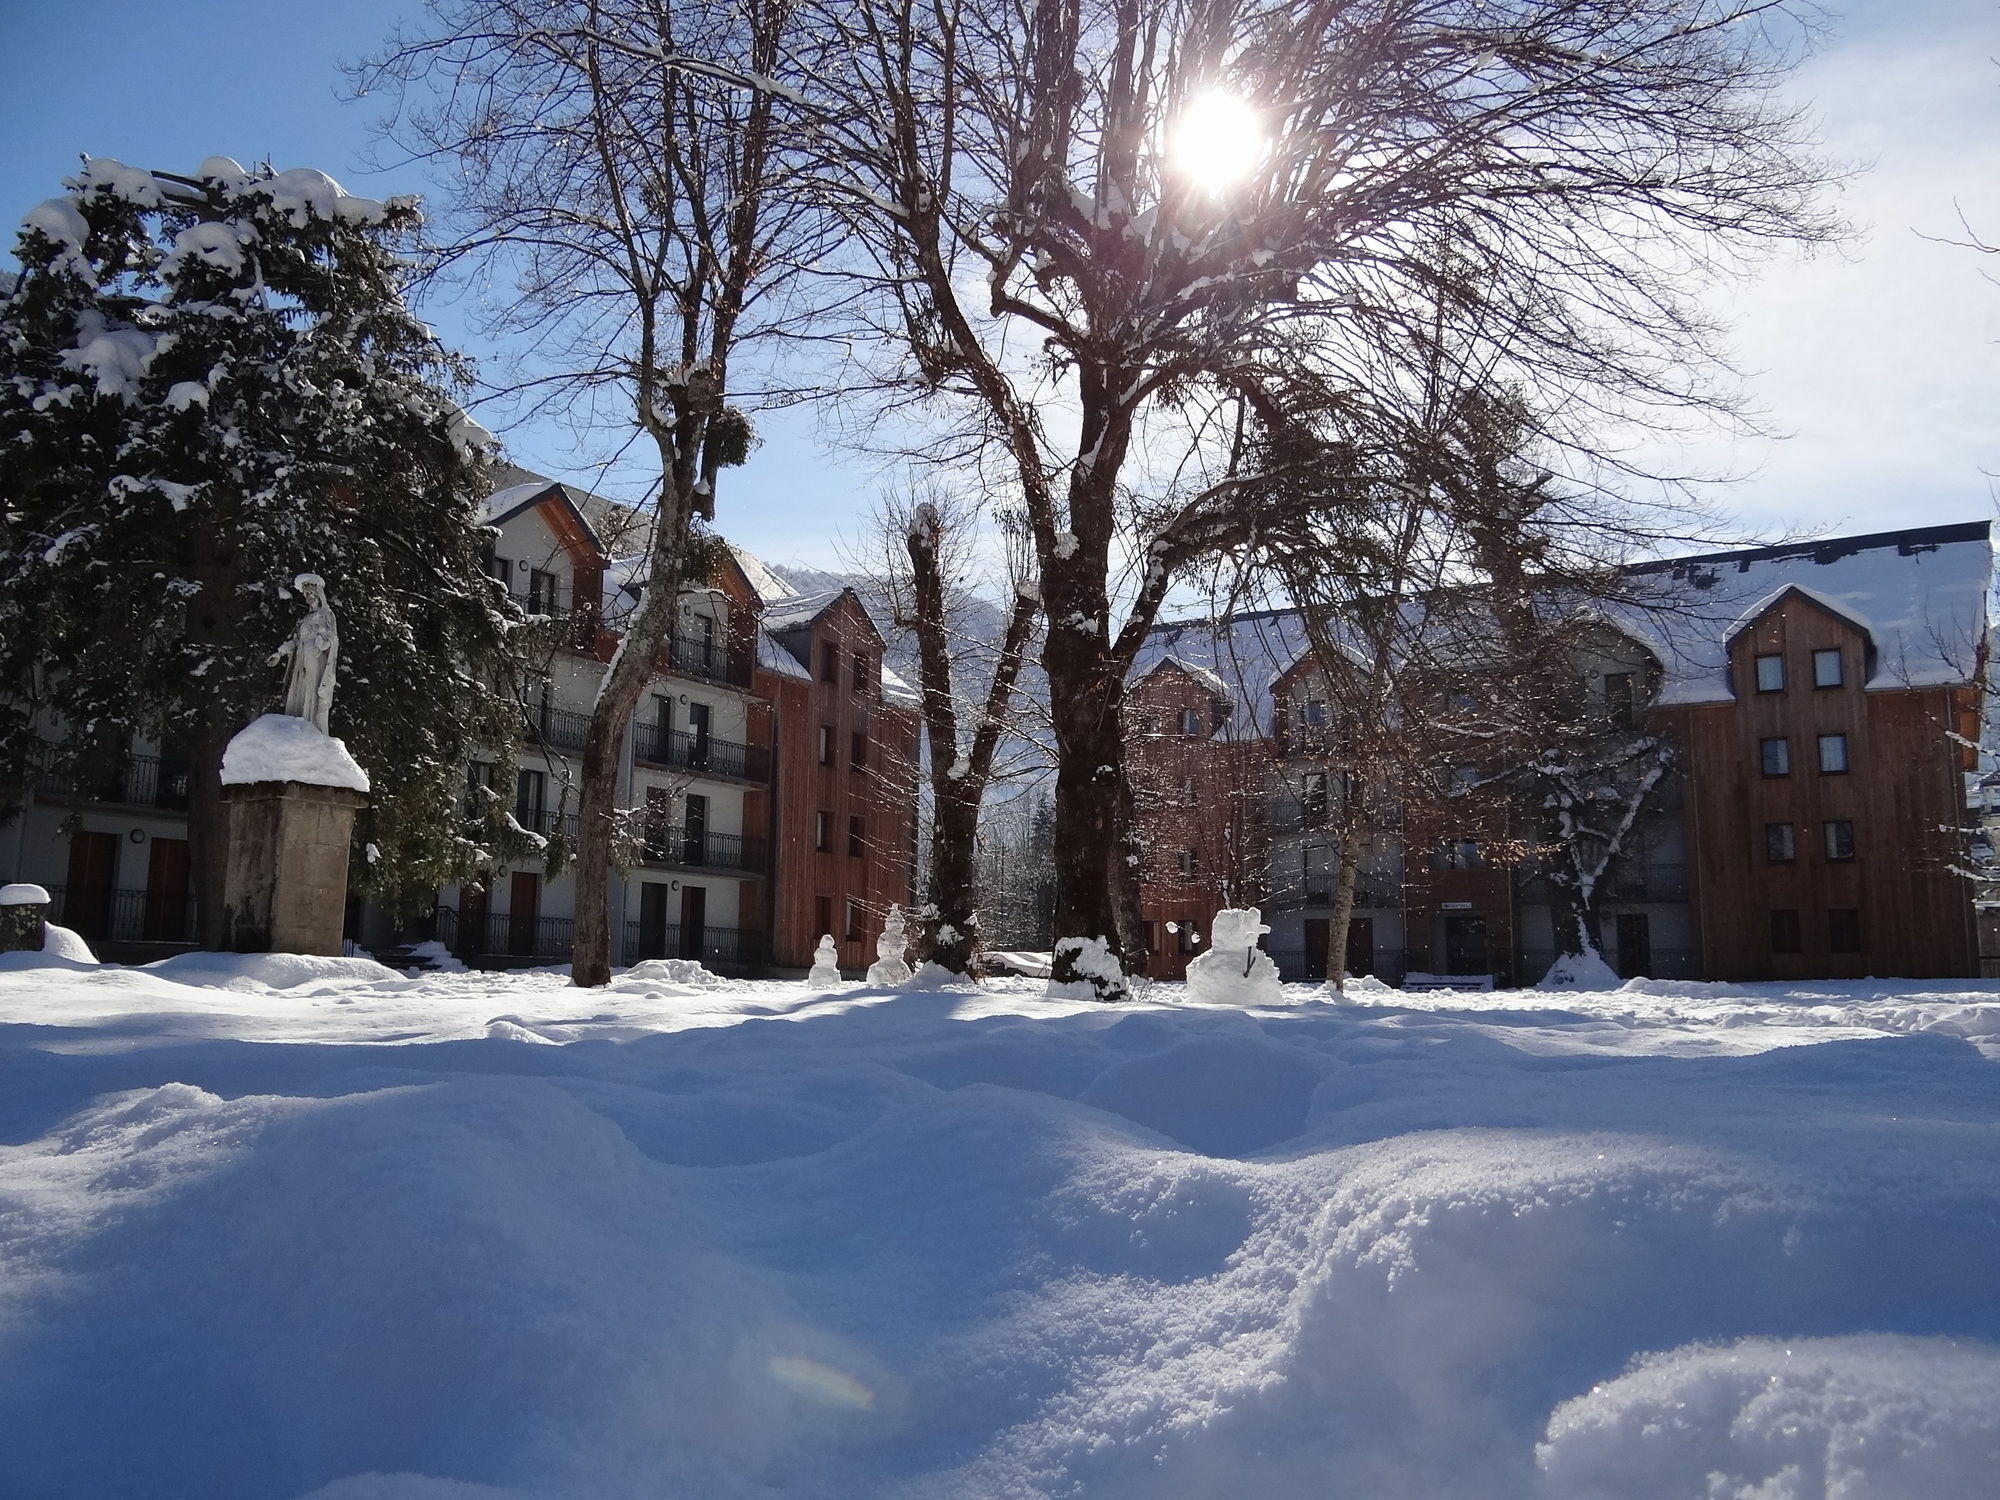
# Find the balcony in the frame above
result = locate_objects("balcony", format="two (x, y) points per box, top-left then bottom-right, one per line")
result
(631, 723), (771, 782)
(31, 743), (190, 811)
(433, 906), (574, 960)
(512, 806), (578, 842)
(523, 702), (591, 754)
(1269, 879), (1402, 912)
(668, 631), (751, 689)
(638, 824), (768, 876)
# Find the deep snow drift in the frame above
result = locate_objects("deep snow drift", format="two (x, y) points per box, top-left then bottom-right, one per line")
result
(1, 953), (1997, 1500)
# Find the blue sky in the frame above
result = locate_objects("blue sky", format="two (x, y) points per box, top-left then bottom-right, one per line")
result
(3, 0), (1997, 569)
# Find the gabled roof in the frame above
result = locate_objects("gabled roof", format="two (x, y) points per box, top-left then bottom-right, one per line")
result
(1130, 519), (1995, 733)
(480, 476), (605, 557)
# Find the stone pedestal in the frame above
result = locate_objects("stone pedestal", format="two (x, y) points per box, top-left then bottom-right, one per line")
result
(1, 883), (52, 952)
(220, 781), (368, 955)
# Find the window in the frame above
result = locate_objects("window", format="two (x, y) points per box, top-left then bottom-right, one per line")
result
(1181, 707), (1202, 737)
(1754, 653), (1785, 693)
(1303, 771), (1329, 822)
(819, 641), (839, 683)
(1302, 699), (1329, 728)
(484, 551), (512, 588)
(1143, 921), (1160, 954)
(815, 895), (833, 940)
(1765, 822), (1795, 863)
(1433, 839), (1482, 870)
(514, 768), (545, 821)
(1770, 908), (1802, 954)
(1828, 907), (1862, 953)
(1179, 776), (1197, 806)
(818, 725), (835, 766)
(851, 731), (868, 770)
(1823, 819), (1855, 861)
(1813, 648), (1844, 688)
(527, 567), (560, 615)
(1818, 734), (1848, 774)
(814, 810), (831, 852)
(1605, 672), (1636, 729)
(853, 651), (873, 694)
(1177, 848), (1200, 876)
(844, 899), (863, 942)
(1176, 923), (1196, 955)
(848, 815), (865, 858)
(1760, 737), (1790, 777)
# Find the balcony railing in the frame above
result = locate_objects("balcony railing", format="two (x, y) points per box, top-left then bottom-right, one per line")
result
(523, 703), (591, 754)
(630, 723), (771, 782)
(1516, 864), (1689, 903)
(41, 884), (195, 944)
(622, 921), (761, 967)
(1269, 879), (1402, 912)
(639, 824), (768, 875)
(668, 632), (751, 688)
(512, 806), (578, 841)
(433, 905), (575, 960)
(30, 743), (190, 811)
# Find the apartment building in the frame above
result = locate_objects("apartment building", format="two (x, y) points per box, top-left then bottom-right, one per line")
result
(1127, 522), (1993, 985)
(7, 470), (920, 973)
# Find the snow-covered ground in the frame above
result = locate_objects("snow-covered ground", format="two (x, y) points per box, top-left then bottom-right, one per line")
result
(2, 953), (1997, 1500)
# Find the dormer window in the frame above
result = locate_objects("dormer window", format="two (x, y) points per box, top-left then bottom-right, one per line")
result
(1754, 654), (1785, 693)
(1813, 648), (1844, 688)
(1302, 699), (1328, 728)
(1181, 708), (1202, 737)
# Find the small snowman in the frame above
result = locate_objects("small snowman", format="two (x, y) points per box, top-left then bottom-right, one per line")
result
(866, 905), (914, 986)
(1185, 906), (1285, 1006)
(807, 933), (843, 987)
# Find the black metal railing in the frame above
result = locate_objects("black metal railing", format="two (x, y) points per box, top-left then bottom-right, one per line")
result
(42, 884), (194, 944)
(432, 905), (575, 959)
(512, 806), (579, 841)
(668, 631), (751, 688)
(630, 723), (772, 782)
(30, 743), (190, 811)
(638, 824), (768, 874)
(1269, 880), (1402, 912)
(622, 921), (761, 967)
(523, 703), (591, 753)
(1516, 864), (1689, 903)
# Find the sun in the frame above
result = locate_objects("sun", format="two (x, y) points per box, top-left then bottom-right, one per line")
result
(1167, 89), (1267, 192)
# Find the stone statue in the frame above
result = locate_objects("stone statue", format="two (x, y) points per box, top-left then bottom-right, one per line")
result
(1185, 906), (1285, 1006)
(807, 934), (843, 987)
(270, 574), (338, 732)
(866, 906), (913, 986)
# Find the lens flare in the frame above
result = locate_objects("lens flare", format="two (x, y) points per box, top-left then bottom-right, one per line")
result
(1168, 89), (1267, 192)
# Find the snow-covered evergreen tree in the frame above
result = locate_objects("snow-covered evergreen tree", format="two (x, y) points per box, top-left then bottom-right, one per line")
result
(0, 157), (530, 938)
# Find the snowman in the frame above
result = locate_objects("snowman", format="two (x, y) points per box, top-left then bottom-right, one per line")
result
(807, 934), (843, 987)
(866, 905), (914, 986)
(1184, 906), (1285, 1005)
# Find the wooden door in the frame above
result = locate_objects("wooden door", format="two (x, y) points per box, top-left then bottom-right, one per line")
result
(143, 838), (190, 942)
(457, 883), (489, 957)
(1443, 913), (1489, 975)
(1615, 912), (1652, 978)
(1303, 918), (1330, 980)
(679, 884), (706, 960)
(508, 871), (540, 957)
(639, 882), (671, 960)
(64, 830), (119, 940)
(1346, 917), (1375, 977)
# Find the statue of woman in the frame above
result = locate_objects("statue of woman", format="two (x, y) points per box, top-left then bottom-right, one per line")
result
(269, 574), (338, 731)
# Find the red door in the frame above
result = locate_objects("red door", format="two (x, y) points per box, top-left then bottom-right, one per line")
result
(64, 831), (119, 940)
(143, 838), (190, 941)
(508, 872), (541, 957)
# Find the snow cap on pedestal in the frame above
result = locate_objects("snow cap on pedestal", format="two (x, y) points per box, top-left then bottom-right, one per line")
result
(1, 884), (52, 906)
(221, 713), (369, 792)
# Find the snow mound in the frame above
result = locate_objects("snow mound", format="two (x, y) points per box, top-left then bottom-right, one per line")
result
(905, 961), (978, 991)
(143, 951), (401, 991)
(1538, 1335), (2000, 1498)
(221, 713), (369, 792)
(617, 957), (726, 990)
(40, 923), (97, 963)
(401, 940), (465, 973)
(1327, 972), (1398, 1003)
(1537, 947), (1624, 991)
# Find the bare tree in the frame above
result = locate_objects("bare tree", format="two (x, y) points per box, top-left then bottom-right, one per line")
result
(870, 489), (1041, 974)
(748, 0), (1844, 996)
(357, 0), (831, 984)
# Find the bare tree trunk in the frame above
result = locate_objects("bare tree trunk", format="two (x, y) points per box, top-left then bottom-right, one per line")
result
(1112, 768), (1148, 978)
(1324, 832), (1363, 996)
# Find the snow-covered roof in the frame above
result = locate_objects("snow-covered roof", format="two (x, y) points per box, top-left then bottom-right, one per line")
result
(756, 629), (813, 681)
(761, 588), (847, 634)
(1134, 653), (1233, 701)
(1132, 521), (1994, 734)
(480, 482), (554, 525)
(729, 544), (798, 606)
